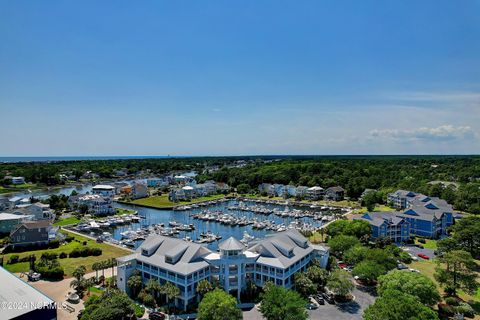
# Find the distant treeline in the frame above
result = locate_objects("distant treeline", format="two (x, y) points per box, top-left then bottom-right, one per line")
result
(197, 156), (480, 214)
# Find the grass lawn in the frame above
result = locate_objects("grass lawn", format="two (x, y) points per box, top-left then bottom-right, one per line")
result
(129, 194), (226, 209)
(352, 204), (396, 214)
(410, 259), (480, 306)
(115, 208), (137, 215)
(414, 238), (438, 249)
(53, 216), (81, 226)
(0, 183), (41, 194)
(309, 231), (326, 244)
(1, 230), (130, 277)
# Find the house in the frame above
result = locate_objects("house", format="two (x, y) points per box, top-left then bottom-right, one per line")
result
(11, 176), (26, 184)
(306, 186), (324, 200)
(10, 221), (57, 248)
(387, 190), (417, 209)
(131, 183), (148, 199)
(147, 178), (169, 188)
(113, 182), (130, 194)
(286, 185), (297, 197)
(273, 184), (287, 197)
(0, 213), (27, 234)
(69, 194), (115, 216)
(116, 229), (329, 311)
(0, 196), (10, 211)
(258, 183), (275, 196)
(203, 181), (218, 195)
(8, 196), (23, 208)
(121, 185), (133, 194)
(355, 212), (411, 243)
(169, 189), (187, 202)
(216, 182), (230, 193)
(325, 186), (345, 201)
(0, 266), (57, 319)
(11, 202), (55, 221)
(92, 185), (116, 198)
(295, 186), (308, 198)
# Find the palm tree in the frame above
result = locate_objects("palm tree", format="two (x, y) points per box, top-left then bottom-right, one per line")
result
(73, 265), (86, 281)
(161, 282), (180, 312)
(145, 278), (162, 304)
(70, 265), (87, 296)
(196, 279), (213, 298)
(127, 272), (143, 299)
(110, 258), (116, 283)
(92, 262), (100, 281)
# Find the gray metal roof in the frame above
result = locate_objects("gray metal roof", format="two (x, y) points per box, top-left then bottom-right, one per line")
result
(0, 266), (55, 319)
(218, 237), (244, 251)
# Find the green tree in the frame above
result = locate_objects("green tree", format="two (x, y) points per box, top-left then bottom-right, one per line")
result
(70, 265), (87, 296)
(450, 216), (480, 258)
(127, 271), (143, 299)
(363, 289), (439, 320)
(294, 272), (317, 297)
(236, 183), (251, 194)
(196, 279), (214, 298)
(344, 245), (369, 265)
(80, 289), (136, 320)
(352, 261), (385, 284)
(259, 284), (308, 320)
(197, 288), (242, 320)
(328, 235), (360, 257)
(434, 250), (479, 296)
(345, 220), (372, 240)
(326, 269), (353, 298)
(145, 278), (162, 302)
(306, 265), (328, 287)
(326, 220), (350, 238)
(377, 270), (440, 306)
(161, 282), (181, 311)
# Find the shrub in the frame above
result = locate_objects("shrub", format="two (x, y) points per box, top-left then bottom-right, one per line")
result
(41, 252), (58, 260)
(48, 239), (60, 248)
(36, 265), (64, 280)
(7, 255), (19, 264)
(438, 303), (455, 316)
(69, 247), (102, 258)
(418, 238), (426, 244)
(445, 297), (459, 306)
(456, 302), (475, 318)
(65, 236), (75, 243)
(59, 252), (67, 259)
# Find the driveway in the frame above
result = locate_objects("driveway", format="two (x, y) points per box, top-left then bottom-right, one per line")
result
(242, 285), (376, 320)
(18, 267), (117, 320)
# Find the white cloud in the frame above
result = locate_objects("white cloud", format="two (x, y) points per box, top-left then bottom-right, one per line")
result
(370, 125), (476, 142)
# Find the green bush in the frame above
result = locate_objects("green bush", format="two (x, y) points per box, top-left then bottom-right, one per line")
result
(445, 297), (459, 306)
(41, 252), (58, 260)
(456, 302), (475, 318)
(69, 247), (102, 258)
(59, 252), (68, 259)
(36, 265), (64, 280)
(417, 238), (426, 244)
(7, 255), (19, 264)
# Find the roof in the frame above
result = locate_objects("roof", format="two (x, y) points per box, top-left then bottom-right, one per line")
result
(247, 229), (313, 269)
(308, 186), (324, 191)
(0, 266), (55, 319)
(92, 184), (115, 190)
(125, 235), (212, 275)
(182, 186), (194, 190)
(16, 220), (52, 229)
(327, 186), (344, 192)
(0, 213), (24, 221)
(219, 237), (245, 251)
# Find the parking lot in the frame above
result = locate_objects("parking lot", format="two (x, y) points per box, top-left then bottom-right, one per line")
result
(402, 245), (435, 260)
(242, 285), (376, 320)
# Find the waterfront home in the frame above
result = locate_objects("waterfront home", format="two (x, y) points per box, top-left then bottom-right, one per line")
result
(306, 186), (325, 200)
(10, 202), (55, 221)
(9, 220), (58, 248)
(0, 196), (9, 211)
(358, 191), (456, 240)
(295, 186), (308, 198)
(0, 266), (57, 319)
(355, 212), (410, 243)
(216, 182), (230, 193)
(273, 184), (287, 197)
(69, 194), (115, 216)
(204, 180), (218, 194)
(0, 213), (27, 234)
(286, 185), (297, 197)
(11, 176), (26, 184)
(325, 186), (345, 201)
(92, 184), (116, 198)
(8, 196), (23, 208)
(147, 178), (169, 188)
(131, 182), (148, 199)
(116, 230), (329, 310)
(193, 184), (207, 197)
(258, 183), (275, 196)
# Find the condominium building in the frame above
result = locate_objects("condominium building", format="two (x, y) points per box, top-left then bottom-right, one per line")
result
(116, 230), (329, 310)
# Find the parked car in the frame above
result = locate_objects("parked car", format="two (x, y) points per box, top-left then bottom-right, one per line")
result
(322, 292), (335, 304)
(397, 263), (408, 270)
(314, 294), (325, 305)
(306, 303), (318, 310)
(409, 268), (420, 273)
(417, 253), (430, 260)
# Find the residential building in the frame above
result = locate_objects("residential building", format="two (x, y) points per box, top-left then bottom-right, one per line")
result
(295, 186), (308, 198)
(10, 202), (55, 221)
(0, 213), (27, 234)
(0, 196), (10, 211)
(116, 230), (329, 310)
(325, 186), (345, 201)
(387, 190), (417, 209)
(355, 212), (411, 243)
(92, 185), (116, 198)
(147, 178), (169, 188)
(204, 180), (218, 194)
(11, 176), (26, 184)
(0, 266), (57, 320)
(131, 182), (148, 199)
(258, 183), (275, 196)
(359, 191), (457, 240)
(286, 185), (297, 197)
(9, 221), (57, 248)
(306, 186), (324, 200)
(69, 194), (115, 216)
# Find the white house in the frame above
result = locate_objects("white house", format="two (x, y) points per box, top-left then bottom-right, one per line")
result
(92, 185), (116, 198)
(11, 177), (26, 185)
(307, 186), (324, 200)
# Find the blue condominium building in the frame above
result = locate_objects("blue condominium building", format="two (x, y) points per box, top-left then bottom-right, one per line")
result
(116, 229), (329, 310)
(357, 191), (456, 242)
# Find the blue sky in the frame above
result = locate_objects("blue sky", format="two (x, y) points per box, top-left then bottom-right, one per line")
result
(1, 1), (479, 156)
